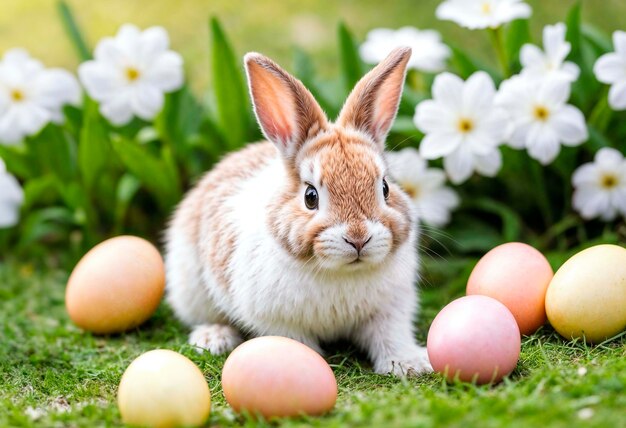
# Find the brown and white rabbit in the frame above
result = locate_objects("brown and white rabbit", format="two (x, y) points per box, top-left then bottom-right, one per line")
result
(165, 47), (432, 376)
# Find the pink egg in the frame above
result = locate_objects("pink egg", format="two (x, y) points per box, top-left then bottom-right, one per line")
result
(467, 242), (553, 335)
(221, 336), (337, 419)
(427, 295), (521, 384)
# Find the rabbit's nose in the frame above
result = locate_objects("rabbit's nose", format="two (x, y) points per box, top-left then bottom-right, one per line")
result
(343, 235), (372, 255)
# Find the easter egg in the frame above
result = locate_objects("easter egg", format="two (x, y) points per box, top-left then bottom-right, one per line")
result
(65, 235), (165, 334)
(427, 295), (521, 384)
(221, 336), (337, 418)
(467, 242), (554, 335)
(118, 350), (211, 428)
(545, 244), (626, 343)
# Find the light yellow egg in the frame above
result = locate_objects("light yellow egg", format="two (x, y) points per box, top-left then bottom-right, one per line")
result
(65, 236), (165, 334)
(118, 350), (211, 428)
(546, 244), (626, 343)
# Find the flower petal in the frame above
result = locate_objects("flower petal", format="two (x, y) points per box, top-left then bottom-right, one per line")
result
(594, 53), (626, 84)
(142, 51), (184, 92)
(100, 92), (134, 125)
(526, 124), (560, 165)
(443, 144), (474, 184)
(520, 44), (544, 69)
(130, 83), (164, 121)
(474, 148), (502, 177)
(414, 100), (454, 133)
(608, 81), (626, 110)
(432, 72), (464, 109)
(572, 163), (598, 186)
(0, 173), (23, 228)
(595, 147), (624, 166)
(419, 132), (462, 159)
(550, 104), (587, 146)
(462, 71), (496, 114)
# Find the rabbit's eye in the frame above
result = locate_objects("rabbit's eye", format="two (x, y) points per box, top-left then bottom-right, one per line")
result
(382, 178), (390, 200)
(304, 185), (319, 210)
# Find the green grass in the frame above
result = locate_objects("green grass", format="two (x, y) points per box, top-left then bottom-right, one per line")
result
(1, 261), (624, 427)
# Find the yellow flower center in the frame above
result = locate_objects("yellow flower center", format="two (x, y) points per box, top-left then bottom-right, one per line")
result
(402, 183), (420, 199)
(125, 67), (140, 82)
(482, 2), (492, 14)
(533, 105), (550, 122)
(458, 118), (474, 133)
(10, 89), (24, 102)
(600, 174), (618, 189)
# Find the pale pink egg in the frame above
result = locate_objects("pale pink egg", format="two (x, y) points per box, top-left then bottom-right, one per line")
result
(427, 295), (521, 384)
(221, 336), (337, 419)
(467, 242), (553, 335)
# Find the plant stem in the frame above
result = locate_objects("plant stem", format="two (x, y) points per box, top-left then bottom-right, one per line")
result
(489, 27), (510, 78)
(528, 157), (554, 229)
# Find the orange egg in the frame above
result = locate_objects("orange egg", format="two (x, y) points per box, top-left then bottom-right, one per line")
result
(467, 242), (553, 335)
(222, 336), (337, 419)
(65, 236), (165, 334)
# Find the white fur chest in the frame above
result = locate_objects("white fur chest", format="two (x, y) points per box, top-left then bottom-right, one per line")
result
(211, 157), (418, 341)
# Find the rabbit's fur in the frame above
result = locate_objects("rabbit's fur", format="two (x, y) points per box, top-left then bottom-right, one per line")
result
(165, 47), (432, 376)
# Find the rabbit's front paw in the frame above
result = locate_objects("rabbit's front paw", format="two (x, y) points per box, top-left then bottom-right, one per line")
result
(189, 324), (243, 355)
(374, 347), (433, 377)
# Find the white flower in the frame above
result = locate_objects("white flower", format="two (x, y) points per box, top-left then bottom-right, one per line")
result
(0, 158), (24, 228)
(387, 148), (460, 227)
(436, 0), (531, 30)
(0, 49), (80, 145)
(520, 23), (580, 82)
(415, 71), (508, 184)
(360, 27), (451, 73)
(496, 75), (588, 165)
(79, 24), (184, 126)
(594, 31), (626, 110)
(572, 148), (626, 221)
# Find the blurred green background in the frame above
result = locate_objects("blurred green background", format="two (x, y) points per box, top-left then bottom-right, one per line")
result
(2, 0), (624, 93)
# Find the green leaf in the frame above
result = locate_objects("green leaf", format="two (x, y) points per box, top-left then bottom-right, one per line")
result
(21, 176), (58, 212)
(468, 198), (524, 242)
(27, 125), (77, 182)
(565, 2), (582, 59)
(582, 24), (613, 55)
(17, 207), (75, 250)
(78, 100), (112, 192)
(111, 136), (181, 211)
(0, 145), (36, 179)
(292, 47), (338, 117)
(504, 19), (531, 71)
(114, 174), (141, 232)
(56, 0), (91, 61)
(338, 22), (364, 95)
(155, 86), (203, 159)
(448, 45), (497, 80)
(210, 17), (250, 150)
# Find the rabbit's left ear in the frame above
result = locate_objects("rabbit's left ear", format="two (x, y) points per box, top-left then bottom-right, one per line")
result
(245, 53), (329, 161)
(337, 47), (411, 150)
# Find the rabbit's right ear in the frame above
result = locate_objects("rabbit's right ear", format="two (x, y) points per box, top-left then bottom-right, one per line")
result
(245, 53), (329, 160)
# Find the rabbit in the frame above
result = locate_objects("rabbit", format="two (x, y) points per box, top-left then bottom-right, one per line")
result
(164, 46), (432, 377)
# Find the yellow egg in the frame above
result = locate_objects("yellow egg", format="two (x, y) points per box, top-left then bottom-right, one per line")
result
(546, 244), (626, 343)
(118, 350), (211, 428)
(222, 336), (337, 418)
(65, 236), (165, 334)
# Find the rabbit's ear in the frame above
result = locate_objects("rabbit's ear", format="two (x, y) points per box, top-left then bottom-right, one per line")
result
(337, 47), (411, 150)
(245, 53), (329, 160)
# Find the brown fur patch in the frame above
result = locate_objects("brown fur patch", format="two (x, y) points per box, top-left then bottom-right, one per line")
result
(173, 142), (278, 290)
